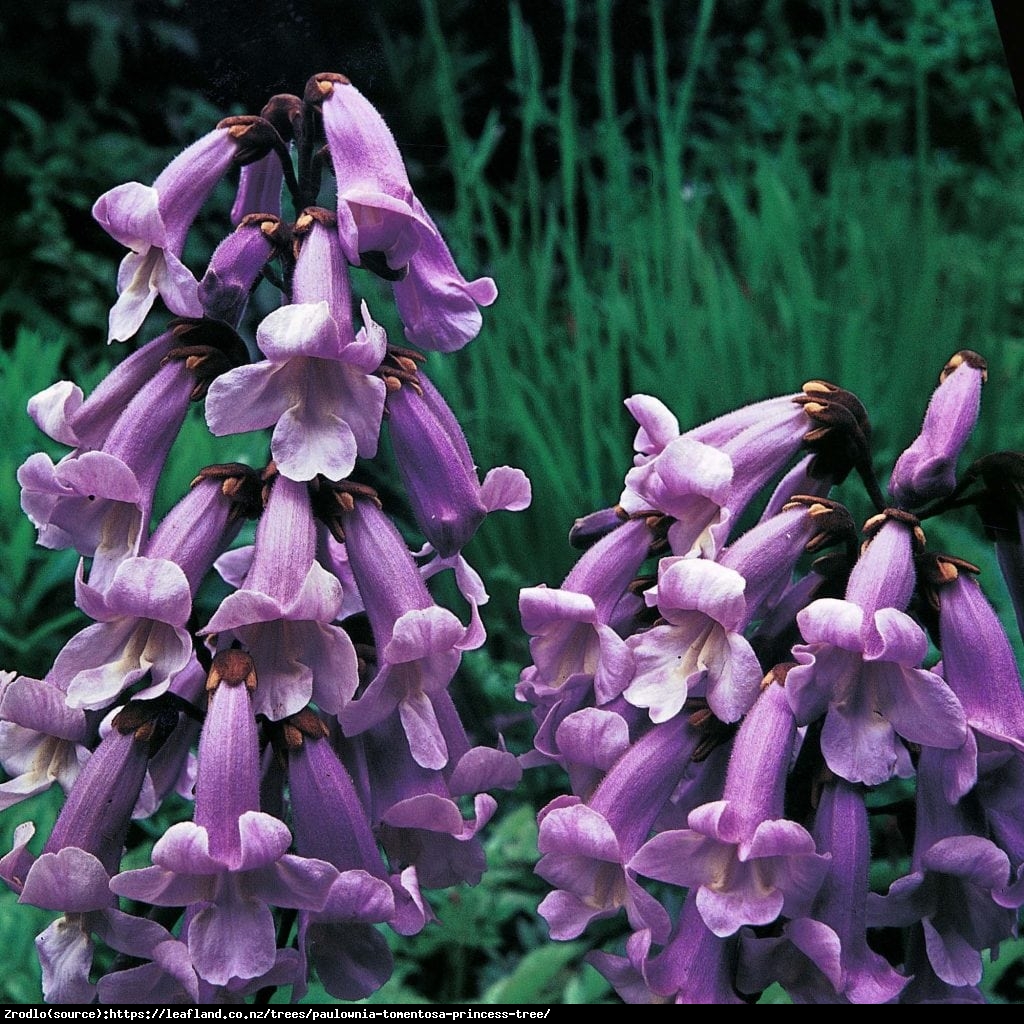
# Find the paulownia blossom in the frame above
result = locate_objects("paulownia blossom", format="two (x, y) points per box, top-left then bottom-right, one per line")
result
(203, 473), (359, 721)
(94, 118), (279, 342)
(787, 517), (967, 786)
(869, 747), (1024, 991)
(386, 366), (531, 558)
(535, 714), (700, 942)
(1, 700), (186, 1002)
(738, 778), (908, 1003)
(205, 212), (387, 483)
(520, 517), (653, 710)
(630, 681), (829, 938)
(523, 355), (1022, 1003)
(110, 653), (337, 987)
(4, 70), (522, 1005)
(337, 495), (483, 769)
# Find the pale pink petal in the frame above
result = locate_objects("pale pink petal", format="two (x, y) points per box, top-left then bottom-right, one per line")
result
(205, 362), (291, 437)
(705, 631), (763, 723)
(270, 390), (358, 482)
(36, 917), (96, 1004)
(480, 466), (532, 512)
(624, 394), (680, 456)
(234, 811), (293, 871)
(21, 850), (112, 912)
(93, 182), (165, 249)
(383, 607), (467, 664)
(188, 887), (276, 985)
(399, 690), (448, 769)
(27, 381), (85, 447)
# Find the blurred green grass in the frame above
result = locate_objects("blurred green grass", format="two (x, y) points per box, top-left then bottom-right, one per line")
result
(3, 0), (1024, 1004)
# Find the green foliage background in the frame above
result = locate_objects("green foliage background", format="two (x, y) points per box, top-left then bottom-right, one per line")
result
(3, 0), (1024, 1004)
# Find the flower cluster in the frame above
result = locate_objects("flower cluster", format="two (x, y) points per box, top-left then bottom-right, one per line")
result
(3, 73), (528, 1004)
(519, 350), (1024, 1003)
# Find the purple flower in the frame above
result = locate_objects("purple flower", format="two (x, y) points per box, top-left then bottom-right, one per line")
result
(18, 331), (231, 590)
(49, 557), (193, 710)
(115, 837), (319, 990)
(338, 496), (482, 769)
(535, 715), (700, 941)
(198, 215), (279, 326)
(391, 198), (498, 353)
(869, 749), (1022, 988)
(545, 705), (634, 802)
(624, 557), (762, 724)
(719, 497), (848, 619)
(310, 73), (497, 350)
(0, 672), (90, 811)
(205, 214), (387, 482)
(26, 333), (176, 450)
(520, 518), (652, 705)
(110, 652), (337, 987)
(925, 557), (1024, 802)
(589, 900), (744, 1003)
(623, 501), (839, 726)
(358, 711), (506, 890)
(387, 367), (530, 558)
(93, 127), (243, 342)
(890, 351), (986, 509)
(786, 518), (966, 785)
(284, 712), (417, 1000)
(618, 431), (733, 557)
(619, 391), (813, 557)
(309, 73), (430, 270)
(97, 932), (302, 1005)
(46, 467), (254, 711)
(203, 474), (358, 720)
(2, 706), (174, 1003)
(34, 909), (176, 1005)
(738, 778), (907, 1003)
(629, 681), (829, 937)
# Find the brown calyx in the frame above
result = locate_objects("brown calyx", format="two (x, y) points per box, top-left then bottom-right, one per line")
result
(308, 475), (382, 542)
(303, 72), (352, 106)
(207, 649), (258, 692)
(191, 463), (264, 521)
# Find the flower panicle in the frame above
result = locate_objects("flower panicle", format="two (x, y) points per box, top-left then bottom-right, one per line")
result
(522, 351), (1024, 1004)
(4, 72), (526, 1005)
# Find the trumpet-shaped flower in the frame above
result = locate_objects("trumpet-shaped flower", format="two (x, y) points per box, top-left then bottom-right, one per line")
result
(391, 198), (498, 353)
(387, 369), (530, 558)
(0, 673), (90, 811)
(787, 519), (966, 785)
(589, 900), (744, 1004)
(869, 749), (1023, 988)
(624, 557), (761, 724)
(204, 475), (358, 720)
(93, 128), (243, 342)
(520, 518), (651, 704)
(48, 469), (254, 710)
(310, 73), (429, 269)
(338, 497), (482, 769)
(738, 779), (908, 1003)
(629, 682), (829, 937)
(889, 351), (986, 509)
(535, 715), (699, 941)
(205, 215), (387, 482)
(110, 654), (337, 986)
